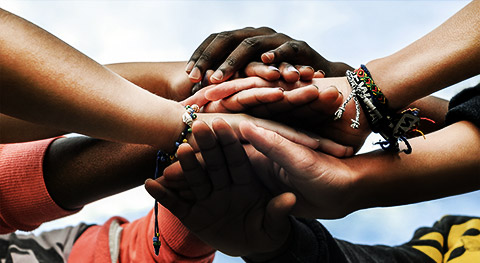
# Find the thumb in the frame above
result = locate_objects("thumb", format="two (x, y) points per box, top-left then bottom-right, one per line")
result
(239, 121), (317, 173)
(264, 192), (296, 241)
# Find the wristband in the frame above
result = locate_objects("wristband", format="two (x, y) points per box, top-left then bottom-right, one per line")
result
(152, 104), (199, 255)
(334, 65), (429, 154)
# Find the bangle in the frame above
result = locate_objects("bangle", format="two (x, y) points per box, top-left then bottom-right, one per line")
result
(334, 65), (428, 154)
(152, 104), (199, 256)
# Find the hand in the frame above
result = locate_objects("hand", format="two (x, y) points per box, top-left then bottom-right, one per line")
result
(239, 121), (357, 219)
(186, 27), (351, 84)
(145, 119), (296, 257)
(189, 60), (319, 95)
(193, 112), (352, 157)
(197, 76), (370, 151)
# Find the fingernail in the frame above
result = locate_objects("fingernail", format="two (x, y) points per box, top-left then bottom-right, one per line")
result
(185, 61), (194, 73)
(288, 66), (299, 75)
(145, 178), (153, 184)
(268, 65), (280, 72)
(277, 87), (285, 92)
(312, 84), (319, 90)
(262, 52), (275, 62)
(317, 69), (326, 77)
(302, 65), (314, 71)
(211, 70), (223, 81)
(189, 67), (201, 81)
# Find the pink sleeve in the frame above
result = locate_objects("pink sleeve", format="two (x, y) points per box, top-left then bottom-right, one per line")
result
(0, 138), (81, 234)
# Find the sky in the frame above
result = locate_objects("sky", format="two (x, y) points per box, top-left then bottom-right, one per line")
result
(3, 1), (479, 262)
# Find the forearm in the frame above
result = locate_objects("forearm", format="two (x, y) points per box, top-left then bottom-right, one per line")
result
(404, 96), (449, 134)
(366, 0), (480, 110)
(0, 9), (185, 148)
(0, 114), (65, 143)
(105, 61), (192, 101)
(44, 136), (159, 210)
(349, 120), (480, 211)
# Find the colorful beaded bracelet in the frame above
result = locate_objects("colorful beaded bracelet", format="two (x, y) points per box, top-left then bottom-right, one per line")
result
(152, 104), (199, 256)
(334, 65), (430, 154)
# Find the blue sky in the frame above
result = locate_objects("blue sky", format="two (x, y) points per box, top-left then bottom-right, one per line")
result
(4, 1), (479, 262)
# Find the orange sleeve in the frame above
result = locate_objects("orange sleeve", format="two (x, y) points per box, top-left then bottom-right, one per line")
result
(0, 138), (81, 234)
(69, 205), (215, 263)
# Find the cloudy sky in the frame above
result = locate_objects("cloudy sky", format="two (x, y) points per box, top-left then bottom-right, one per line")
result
(4, 1), (479, 262)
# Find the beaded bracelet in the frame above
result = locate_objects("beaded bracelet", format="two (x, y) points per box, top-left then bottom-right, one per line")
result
(152, 104), (199, 256)
(334, 65), (431, 154)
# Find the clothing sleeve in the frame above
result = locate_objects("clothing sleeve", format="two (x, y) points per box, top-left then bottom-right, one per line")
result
(69, 205), (215, 263)
(243, 217), (434, 263)
(0, 138), (81, 234)
(445, 83), (480, 128)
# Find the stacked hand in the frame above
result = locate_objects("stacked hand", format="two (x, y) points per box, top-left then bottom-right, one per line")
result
(185, 27), (351, 85)
(145, 119), (296, 258)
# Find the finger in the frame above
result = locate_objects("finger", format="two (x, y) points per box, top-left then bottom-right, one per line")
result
(313, 70), (326, 78)
(192, 121), (231, 190)
(193, 28), (259, 83)
(157, 175), (189, 190)
(244, 61), (281, 81)
(277, 85), (342, 122)
(144, 179), (190, 219)
(212, 118), (254, 184)
(176, 143), (212, 200)
(205, 76), (293, 101)
(219, 87), (284, 112)
(210, 31), (289, 84)
(296, 65), (315, 81)
(187, 33), (217, 73)
(209, 36), (264, 83)
(264, 192), (296, 241)
(239, 121), (319, 169)
(314, 137), (355, 158)
(182, 84), (218, 107)
(260, 40), (311, 65)
(261, 85), (318, 115)
(278, 62), (300, 83)
(246, 118), (319, 150)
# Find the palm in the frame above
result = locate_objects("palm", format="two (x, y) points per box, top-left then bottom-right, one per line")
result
(147, 119), (293, 258)
(181, 182), (275, 256)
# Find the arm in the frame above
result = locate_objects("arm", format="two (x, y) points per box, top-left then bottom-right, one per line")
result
(0, 10), (317, 149)
(0, 136), (159, 233)
(367, 0), (480, 111)
(239, 119), (480, 219)
(0, 8), (186, 148)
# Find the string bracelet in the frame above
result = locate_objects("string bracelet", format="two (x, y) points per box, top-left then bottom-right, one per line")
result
(334, 65), (431, 154)
(152, 104), (199, 256)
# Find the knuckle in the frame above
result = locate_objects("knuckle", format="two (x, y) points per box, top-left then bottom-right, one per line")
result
(257, 26), (276, 34)
(274, 32), (291, 41)
(287, 40), (301, 54)
(225, 57), (238, 67)
(198, 50), (212, 63)
(217, 31), (234, 40)
(241, 37), (260, 49)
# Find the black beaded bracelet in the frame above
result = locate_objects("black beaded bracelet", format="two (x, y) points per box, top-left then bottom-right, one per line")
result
(152, 104), (199, 255)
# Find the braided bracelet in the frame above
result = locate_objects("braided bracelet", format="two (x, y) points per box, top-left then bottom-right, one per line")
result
(152, 104), (199, 256)
(334, 65), (430, 154)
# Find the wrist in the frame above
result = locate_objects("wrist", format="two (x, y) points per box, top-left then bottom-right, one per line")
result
(366, 59), (416, 111)
(244, 217), (293, 262)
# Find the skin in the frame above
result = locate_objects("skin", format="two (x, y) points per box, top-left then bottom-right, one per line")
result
(147, 119), (480, 261)
(0, 9), (321, 152)
(185, 26), (351, 84)
(145, 119), (296, 258)
(190, 1), (479, 152)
